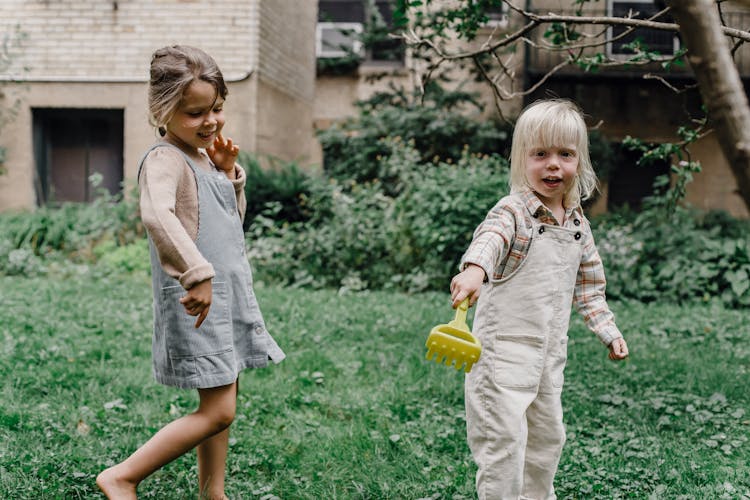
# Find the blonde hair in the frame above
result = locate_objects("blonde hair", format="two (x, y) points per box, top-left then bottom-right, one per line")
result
(509, 99), (598, 207)
(148, 45), (228, 136)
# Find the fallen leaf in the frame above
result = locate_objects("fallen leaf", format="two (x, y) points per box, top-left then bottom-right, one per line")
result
(104, 399), (127, 410)
(76, 420), (90, 436)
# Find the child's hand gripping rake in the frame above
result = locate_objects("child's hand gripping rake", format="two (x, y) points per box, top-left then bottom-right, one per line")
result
(425, 298), (482, 373)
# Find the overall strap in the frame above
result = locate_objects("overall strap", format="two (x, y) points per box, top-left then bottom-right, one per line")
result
(136, 142), (202, 183)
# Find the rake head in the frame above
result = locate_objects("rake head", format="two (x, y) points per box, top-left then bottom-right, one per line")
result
(425, 325), (482, 373)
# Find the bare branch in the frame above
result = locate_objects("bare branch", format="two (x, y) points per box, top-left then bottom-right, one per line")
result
(642, 73), (699, 94)
(399, 5), (750, 62)
(529, 7), (672, 53)
(500, 57), (572, 100)
(471, 55), (510, 122)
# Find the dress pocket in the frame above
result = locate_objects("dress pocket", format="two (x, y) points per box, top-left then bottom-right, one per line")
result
(493, 333), (545, 389)
(160, 281), (233, 359)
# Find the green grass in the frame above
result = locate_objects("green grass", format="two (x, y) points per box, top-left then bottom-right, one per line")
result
(0, 271), (749, 499)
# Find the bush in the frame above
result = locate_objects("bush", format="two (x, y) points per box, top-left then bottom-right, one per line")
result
(93, 238), (150, 274)
(593, 206), (750, 307)
(318, 86), (619, 198)
(247, 176), (395, 290)
(1, 180), (141, 259)
(389, 145), (511, 290)
(247, 141), (511, 292)
(0, 178), (143, 274)
(317, 86), (512, 194)
(239, 152), (314, 231)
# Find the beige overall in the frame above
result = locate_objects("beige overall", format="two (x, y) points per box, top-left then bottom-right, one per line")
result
(465, 220), (583, 500)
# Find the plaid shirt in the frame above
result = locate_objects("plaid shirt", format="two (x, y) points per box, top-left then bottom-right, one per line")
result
(460, 189), (622, 346)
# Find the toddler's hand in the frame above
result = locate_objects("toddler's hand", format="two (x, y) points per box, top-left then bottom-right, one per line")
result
(608, 337), (629, 361)
(207, 133), (240, 177)
(180, 279), (212, 328)
(450, 264), (486, 308)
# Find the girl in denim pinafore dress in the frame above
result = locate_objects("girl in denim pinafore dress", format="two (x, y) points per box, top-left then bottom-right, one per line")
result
(141, 141), (285, 389)
(97, 45), (284, 500)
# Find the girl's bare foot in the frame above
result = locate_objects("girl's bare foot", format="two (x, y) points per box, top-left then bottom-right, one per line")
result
(96, 466), (137, 499)
(200, 491), (229, 500)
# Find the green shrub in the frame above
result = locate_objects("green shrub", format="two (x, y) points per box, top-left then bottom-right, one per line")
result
(0, 179), (143, 275)
(248, 141), (510, 292)
(239, 152), (314, 231)
(248, 176), (395, 290)
(0, 238), (45, 276)
(389, 145), (511, 290)
(0, 183), (141, 258)
(318, 86), (618, 198)
(93, 238), (150, 274)
(594, 207), (750, 307)
(317, 86), (512, 194)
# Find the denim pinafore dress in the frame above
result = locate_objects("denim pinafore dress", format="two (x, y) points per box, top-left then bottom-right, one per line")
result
(138, 143), (285, 389)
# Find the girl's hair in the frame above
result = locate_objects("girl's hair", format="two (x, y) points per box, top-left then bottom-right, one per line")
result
(509, 99), (598, 207)
(148, 45), (228, 136)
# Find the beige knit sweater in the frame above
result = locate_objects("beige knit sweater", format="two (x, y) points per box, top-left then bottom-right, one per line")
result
(138, 145), (247, 290)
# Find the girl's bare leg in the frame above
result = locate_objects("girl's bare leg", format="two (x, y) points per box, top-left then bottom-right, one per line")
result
(197, 427), (230, 499)
(197, 381), (238, 500)
(96, 381), (237, 500)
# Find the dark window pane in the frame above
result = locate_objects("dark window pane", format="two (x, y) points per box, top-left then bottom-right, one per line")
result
(611, 2), (675, 54)
(317, 0), (404, 63)
(319, 0), (365, 22)
(32, 108), (123, 205)
(608, 145), (670, 211)
(370, 0), (404, 61)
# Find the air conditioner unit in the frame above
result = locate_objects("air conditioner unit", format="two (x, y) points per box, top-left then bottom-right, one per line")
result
(316, 22), (364, 58)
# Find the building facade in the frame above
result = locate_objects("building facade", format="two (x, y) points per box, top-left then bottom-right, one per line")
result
(0, 0), (317, 210)
(2, 0), (749, 218)
(312, 0), (750, 218)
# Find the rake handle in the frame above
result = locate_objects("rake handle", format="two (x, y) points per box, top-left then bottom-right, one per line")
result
(450, 298), (470, 330)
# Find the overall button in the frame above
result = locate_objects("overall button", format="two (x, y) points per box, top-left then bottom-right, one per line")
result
(254, 325), (264, 335)
(574, 232), (582, 240)
(573, 219), (581, 226)
(538, 226), (545, 234)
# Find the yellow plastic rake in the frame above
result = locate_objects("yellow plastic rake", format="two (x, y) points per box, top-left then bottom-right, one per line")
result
(425, 298), (482, 373)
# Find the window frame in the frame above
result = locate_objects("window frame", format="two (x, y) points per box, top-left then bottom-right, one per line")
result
(32, 107), (124, 206)
(316, 0), (405, 66)
(316, 22), (365, 58)
(483, 3), (509, 29)
(606, 0), (680, 59)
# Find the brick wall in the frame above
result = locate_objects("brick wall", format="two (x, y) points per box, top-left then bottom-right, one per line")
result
(0, 0), (255, 80)
(256, 0), (316, 101)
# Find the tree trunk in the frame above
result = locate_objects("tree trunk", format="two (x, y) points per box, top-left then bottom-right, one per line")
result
(667, 0), (750, 213)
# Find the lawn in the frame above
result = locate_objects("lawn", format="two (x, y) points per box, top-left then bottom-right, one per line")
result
(1, 271), (749, 499)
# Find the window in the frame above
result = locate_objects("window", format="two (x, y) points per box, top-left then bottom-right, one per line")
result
(317, 0), (404, 63)
(317, 22), (364, 58)
(484, 3), (508, 29)
(32, 108), (123, 205)
(608, 0), (678, 56)
(607, 144), (670, 211)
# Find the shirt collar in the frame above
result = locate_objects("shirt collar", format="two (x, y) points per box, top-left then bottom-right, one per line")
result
(519, 188), (581, 225)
